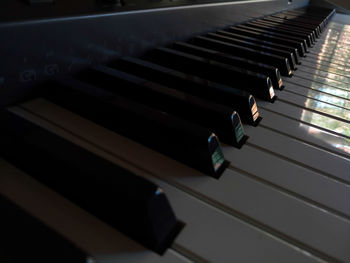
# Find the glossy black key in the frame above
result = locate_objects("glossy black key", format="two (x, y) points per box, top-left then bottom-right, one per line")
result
(191, 35), (291, 77)
(143, 47), (277, 102)
(109, 57), (261, 126)
(262, 16), (320, 38)
(277, 14), (322, 34)
(0, 194), (91, 263)
(238, 24), (309, 52)
(76, 65), (247, 147)
(273, 13), (325, 28)
(171, 42), (284, 90)
(246, 21), (313, 47)
(273, 12), (325, 23)
(41, 78), (228, 178)
(269, 15), (321, 36)
(201, 32), (296, 70)
(227, 26), (306, 57)
(259, 18), (317, 41)
(259, 18), (317, 43)
(0, 108), (183, 254)
(258, 17), (317, 43)
(286, 8), (334, 27)
(215, 30), (300, 65)
(233, 25), (307, 55)
(249, 20), (314, 46)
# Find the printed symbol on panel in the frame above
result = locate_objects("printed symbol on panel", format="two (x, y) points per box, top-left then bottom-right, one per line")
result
(20, 70), (36, 82)
(45, 64), (59, 76)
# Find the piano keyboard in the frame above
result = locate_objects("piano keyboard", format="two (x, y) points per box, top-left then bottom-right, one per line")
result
(1, 5), (350, 263)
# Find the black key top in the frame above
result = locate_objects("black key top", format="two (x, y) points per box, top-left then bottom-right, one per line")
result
(263, 16), (320, 37)
(259, 17), (317, 43)
(109, 57), (261, 126)
(286, 8), (334, 26)
(281, 10), (326, 31)
(273, 13), (325, 28)
(171, 42), (284, 89)
(192, 35), (291, 77)
(227, 26), (306, 57)
(237, 24), (309, 52)
(215, 30), (300, 65)
(288, 6), (334, 18)
(143, 47), (277, 102)
(258, 18), (317, 42)
(0, 108), (183, 254)
(0, 194), (92, 263)
(274, 12), (325, 23)
(249, 20), (314, 46)
(201, 32), (297, 70)
(263, 17), (320, 40)
(246, 20), (313, 47)
(259, 18), (317, 43)
(76, 65), (247, 147)
(41, 78), (229, 178)
(269, 15), (321, 36)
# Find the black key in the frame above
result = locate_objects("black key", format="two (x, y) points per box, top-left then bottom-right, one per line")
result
(276, 15), (321, 35)
(227, 26), (306, 57)
(0, 108), (183, 254)
(269, 15), (321, 36)
(246, 21), (313, 47)
(286, 8), (334, 26)
(76, 65), (247, 147)
(262, 16), (320, 38)
(237, 24), (309, 52)
(40, 78), (229, 178)
(262, 19), (316, 44)
(171, 42), (284, 89)
(249, 20), (314, 46)
(109, 57), (261, 126)
(280, 10), (326, 32)
(0, 194), (91, 263)
(259, 18), (317, 42)
(263, 17), (319, 41)
(288, 6), (334, 18)
(273, 13), (325, 28)
(201, 32), (297, 70)
(215, 30), (300, 65)
(233, 25), (307, 55)
(143, 47), (277, 102)
(273, 12), (325, 24)
(296, 7), (335, 28)
(259, 18), (317, 41)
(191, 35), (291, 77)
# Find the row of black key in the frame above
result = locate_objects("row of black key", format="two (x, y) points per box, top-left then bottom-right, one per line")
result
(0, 108), (183, 255)
(0, 6), (335, 261)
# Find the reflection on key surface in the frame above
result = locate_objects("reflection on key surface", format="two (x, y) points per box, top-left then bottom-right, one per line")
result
(296, 22), (350, 142)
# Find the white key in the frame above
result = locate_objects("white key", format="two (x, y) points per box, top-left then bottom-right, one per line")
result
(282, 81), (350, 108)
(241, 116), (350, 184)
(293, 70), (350, 91)
(18, 98), (350, 262)
(223, 140), (350, 219)
(260, 100), (350, 151)
(275, 89), (350, 123)
(259, 107), (350, 158)
(8, 103), (326, 263)
(284, 76), (350, 99)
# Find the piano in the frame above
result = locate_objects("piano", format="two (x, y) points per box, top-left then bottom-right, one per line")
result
(0, 0), (350, 262)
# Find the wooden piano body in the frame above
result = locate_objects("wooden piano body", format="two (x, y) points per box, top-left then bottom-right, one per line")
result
(0, 0), (350, 262)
